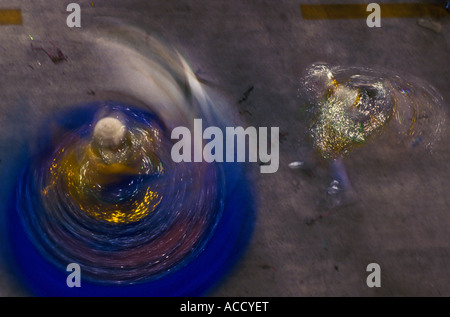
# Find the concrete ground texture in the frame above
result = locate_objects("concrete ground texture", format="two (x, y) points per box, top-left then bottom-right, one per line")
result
(0, 0), (448, 296)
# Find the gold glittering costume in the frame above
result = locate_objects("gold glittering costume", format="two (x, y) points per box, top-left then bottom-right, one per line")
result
(307, 65), (395, 159)
(43, 124), (164, 224)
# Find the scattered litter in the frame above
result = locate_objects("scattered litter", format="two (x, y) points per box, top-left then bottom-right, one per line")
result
(31, 41), (68, 64)
(238, 85), (254, 104)
(288, 161), (304, 169)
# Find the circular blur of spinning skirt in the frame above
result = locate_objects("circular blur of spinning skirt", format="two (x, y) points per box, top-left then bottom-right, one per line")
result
(5, 102), (255, 296)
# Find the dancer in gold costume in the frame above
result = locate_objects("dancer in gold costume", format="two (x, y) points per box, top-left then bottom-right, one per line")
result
(292, 63), (444, 209)
(44, 113), (164, 224)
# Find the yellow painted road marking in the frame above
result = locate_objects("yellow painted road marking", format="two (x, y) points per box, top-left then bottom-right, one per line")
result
(301, 3), (449, 20)
(0, 9), (22, 25)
